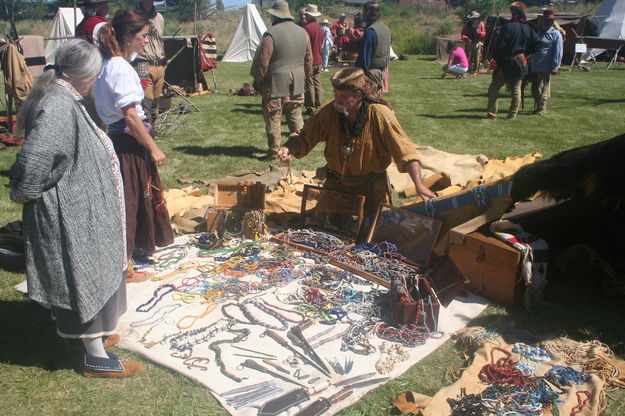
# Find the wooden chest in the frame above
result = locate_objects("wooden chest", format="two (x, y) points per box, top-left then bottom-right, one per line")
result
(448, 232), (523, 306)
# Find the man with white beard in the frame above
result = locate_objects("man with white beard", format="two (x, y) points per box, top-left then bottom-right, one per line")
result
(277, 67), (435, 221)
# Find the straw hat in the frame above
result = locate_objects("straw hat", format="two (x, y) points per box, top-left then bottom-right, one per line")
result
(305, 4), (322, 17)
(320, 19), (331, 25)
(339, 13), (346, 18)
(466, 11), (480, 19)
(268, 0), (293, 19)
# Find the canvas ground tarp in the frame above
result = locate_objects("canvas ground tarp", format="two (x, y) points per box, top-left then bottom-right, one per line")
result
(45, 7), (83, 64)
(222, 3), (267, 63)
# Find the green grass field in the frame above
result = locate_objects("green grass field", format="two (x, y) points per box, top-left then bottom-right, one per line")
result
(1, 57), (625, 415)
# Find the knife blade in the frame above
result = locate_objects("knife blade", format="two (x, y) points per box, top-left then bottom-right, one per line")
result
(258, 388), (310, 416)
(264, 330), (331, 377)
(288, 326), (332, 375)
(342, 377), (390, 390)
(292, 388), (353, 416)
(241, 359), (309, 389)
(332, 372), (378, 387)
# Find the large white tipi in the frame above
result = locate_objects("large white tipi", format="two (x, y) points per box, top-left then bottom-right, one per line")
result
(222, 3), (267, 62)
(45, 7), (84, 64)
(586, 0), (625, 58)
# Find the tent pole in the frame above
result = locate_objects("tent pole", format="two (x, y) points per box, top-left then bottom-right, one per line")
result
(194, 2), (197, 34)
(74, 0), (77, 35)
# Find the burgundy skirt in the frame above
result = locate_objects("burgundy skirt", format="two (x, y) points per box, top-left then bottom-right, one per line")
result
(109, 131), (174, 257)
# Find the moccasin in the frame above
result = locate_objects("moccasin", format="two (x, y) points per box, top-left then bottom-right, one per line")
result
(126, 269), (154, 283)
(65, 334), (121, 353)
(82, 352), (143, 378)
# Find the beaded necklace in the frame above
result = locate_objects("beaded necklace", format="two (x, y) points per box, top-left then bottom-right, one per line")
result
(208, 327), (250, 382)
(169, 319), (229, 353)
(130, 304), (182, 328)
(136, 284), (176, 312)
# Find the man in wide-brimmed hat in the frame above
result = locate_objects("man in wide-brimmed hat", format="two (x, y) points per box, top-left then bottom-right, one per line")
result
(302, 4), (324, 114)
(528, 9), (563, 115)
(486, 1), (541, 120)
(320, 19), (334, 72)
(276, 67), (435, 226)
(135, 0), (166, 124)
(251, 0), (313, 160)
(76, 0), (109, 44)
(331, 13), (351, 60)
(461, 10), (485, 73)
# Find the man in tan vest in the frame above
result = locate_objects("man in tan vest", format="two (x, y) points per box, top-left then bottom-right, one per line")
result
(251, 0), (312, 161)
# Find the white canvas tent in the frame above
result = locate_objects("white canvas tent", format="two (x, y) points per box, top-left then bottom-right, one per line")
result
(586, 0), (625, 58)
(45, 7), (83, 64)
(222, 3), (267, 62)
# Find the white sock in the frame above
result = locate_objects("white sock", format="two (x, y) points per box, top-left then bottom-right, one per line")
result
(82, 337), (108, 359)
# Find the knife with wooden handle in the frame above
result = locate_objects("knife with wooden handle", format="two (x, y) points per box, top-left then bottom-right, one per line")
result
(292, 388), (353, 416)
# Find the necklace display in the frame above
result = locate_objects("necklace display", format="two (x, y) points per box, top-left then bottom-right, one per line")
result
(136, 284), (176, 312)
(209, 327), (250, 382)
(130, 304), (182, 328)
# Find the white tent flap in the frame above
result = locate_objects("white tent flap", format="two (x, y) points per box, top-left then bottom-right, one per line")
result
(45, 7), (84, 64)
(586, 0), (625, 59)
(222, 3), (267, 63)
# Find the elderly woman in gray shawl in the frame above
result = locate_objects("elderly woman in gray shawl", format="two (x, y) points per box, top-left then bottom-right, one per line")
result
(9, 39), (142, 378)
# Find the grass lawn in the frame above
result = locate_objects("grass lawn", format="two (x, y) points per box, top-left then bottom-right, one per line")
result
(1, 56), (624, 415)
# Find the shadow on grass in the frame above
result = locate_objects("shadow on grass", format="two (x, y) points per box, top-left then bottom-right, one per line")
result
(0, 169), (11, 177)
(231, 103), (263, 115)
(0, 296), (79, 372)
(465, 266), (625, 355)
(173, 145), (265, 158)
(463, 93), (489, 97)
(417, 113), (485, 119)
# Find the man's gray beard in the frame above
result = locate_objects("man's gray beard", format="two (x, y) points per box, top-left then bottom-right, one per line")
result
(333, 101), (349, 118)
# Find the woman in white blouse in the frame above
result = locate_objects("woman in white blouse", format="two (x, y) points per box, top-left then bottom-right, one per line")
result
(95, 9), (173, 281)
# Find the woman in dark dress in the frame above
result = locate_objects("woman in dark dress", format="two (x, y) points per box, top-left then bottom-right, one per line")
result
(95, 9), (174, 280)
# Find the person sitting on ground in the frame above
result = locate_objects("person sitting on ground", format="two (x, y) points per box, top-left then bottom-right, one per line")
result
(95, 9), (174, 281)
(277, 67), (435, 231)
(442, 41), (469, 79)
(9, 38), (142, 378)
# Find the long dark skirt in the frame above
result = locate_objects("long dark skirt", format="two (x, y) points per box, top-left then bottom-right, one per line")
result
(54, 277), (127, 338)
(109, 131), (174, 257)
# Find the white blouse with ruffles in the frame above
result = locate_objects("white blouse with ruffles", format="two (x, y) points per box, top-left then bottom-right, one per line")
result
(94, 56), (146, 126)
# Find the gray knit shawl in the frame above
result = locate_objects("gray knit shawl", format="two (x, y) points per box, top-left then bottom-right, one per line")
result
(10, 84), (125, 323)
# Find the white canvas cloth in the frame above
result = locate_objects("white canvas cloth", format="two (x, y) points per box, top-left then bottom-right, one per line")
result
(112, 236), (488, 416)
(585, 0), (625, 59)
(45, 7), (84, 64)
(222, 3), (267, 62)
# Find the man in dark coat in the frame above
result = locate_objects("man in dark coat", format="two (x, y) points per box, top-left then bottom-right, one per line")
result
(486, 1), (542, 120)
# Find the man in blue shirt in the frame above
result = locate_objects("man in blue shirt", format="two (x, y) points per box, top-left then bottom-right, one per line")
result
(529, 9), (563, 116)
(355, 1), (391, 93)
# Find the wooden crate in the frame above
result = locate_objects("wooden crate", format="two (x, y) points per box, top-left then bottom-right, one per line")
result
(212, 182), (265, 210)
(448, 232), (523, 306)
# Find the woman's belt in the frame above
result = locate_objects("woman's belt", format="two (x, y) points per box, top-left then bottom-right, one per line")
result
(326, 168), (386, 182)
(108, 118), (152, 134)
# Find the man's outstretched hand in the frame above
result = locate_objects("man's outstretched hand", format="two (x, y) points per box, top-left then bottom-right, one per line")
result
(277, 146), (292, 164)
